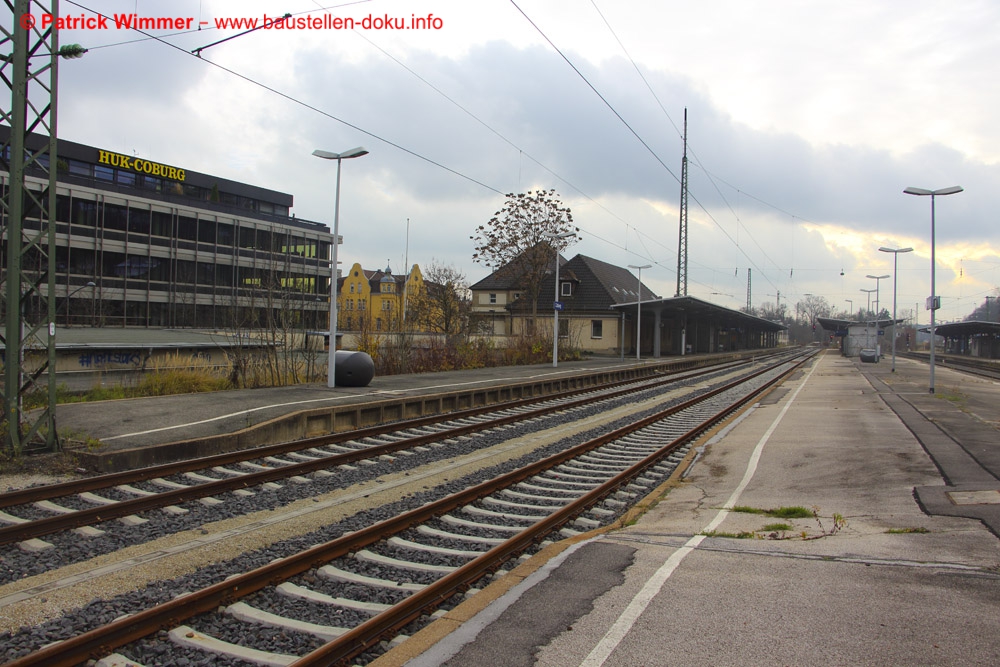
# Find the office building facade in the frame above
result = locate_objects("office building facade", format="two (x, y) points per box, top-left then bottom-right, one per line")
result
(1, 128), (333, 330)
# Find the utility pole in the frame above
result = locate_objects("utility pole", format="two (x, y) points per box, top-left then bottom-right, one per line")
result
(745, 268), (752, 312)
(2, 0), (61, 454)
(675, 108), (688, 297)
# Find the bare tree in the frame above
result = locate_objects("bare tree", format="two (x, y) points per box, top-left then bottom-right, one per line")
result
(794, 295), (832, 325)
(418, 260), (470, 336)
(471, 190), (576, 323)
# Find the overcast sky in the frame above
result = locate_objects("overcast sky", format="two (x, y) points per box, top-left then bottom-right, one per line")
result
(45, 0), (1000, 323)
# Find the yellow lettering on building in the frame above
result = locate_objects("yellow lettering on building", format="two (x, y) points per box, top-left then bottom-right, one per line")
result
(96, 149), (186, 182)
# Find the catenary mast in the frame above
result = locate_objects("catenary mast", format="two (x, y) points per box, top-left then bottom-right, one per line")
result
(2, 0), (61, 454)
(675, 108), (689, 297)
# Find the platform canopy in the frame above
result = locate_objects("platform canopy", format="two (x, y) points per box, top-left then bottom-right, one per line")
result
(919, 321), (1000, 337)
(611, 295), (785, 332)
(816, 317), (903, 332)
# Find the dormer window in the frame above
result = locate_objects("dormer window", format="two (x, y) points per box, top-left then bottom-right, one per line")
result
(561, 282), (572, 297)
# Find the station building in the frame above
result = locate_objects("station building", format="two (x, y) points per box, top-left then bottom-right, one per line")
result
(1, 128), (334, 330)
(471, 250), (784, 356)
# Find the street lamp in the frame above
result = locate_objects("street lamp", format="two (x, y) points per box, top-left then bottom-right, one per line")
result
(628, 264), (651, 361)
(878, 247), (913, 372)
(313, 146), (369, 388)
(845, 299), (853, 319)
(860, 288), (877, 354)
(866, 274), (890, 320)
(542, 231), (576, 368)
(859, 288), (876, 319)
(904, 185), (963, 394)
(63, 281), (96, 326)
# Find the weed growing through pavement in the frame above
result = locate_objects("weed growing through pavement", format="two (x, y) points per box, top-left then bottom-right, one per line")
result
(885, 527), (930, 534)
(701, 505), (848, 540)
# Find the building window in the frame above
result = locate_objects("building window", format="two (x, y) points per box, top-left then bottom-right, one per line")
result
(376, 318), (382, 331)
(561, 282), (572, 297)
(489, 293), (497, 304)
(350, 284), (355, 293)
(591, 320), (603, 338)
(94, 164), (114, 182)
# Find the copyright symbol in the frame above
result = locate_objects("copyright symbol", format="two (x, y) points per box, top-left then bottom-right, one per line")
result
(19, 13), (35, 29)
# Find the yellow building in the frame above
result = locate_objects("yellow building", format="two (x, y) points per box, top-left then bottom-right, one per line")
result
(337, 262), (424, 332)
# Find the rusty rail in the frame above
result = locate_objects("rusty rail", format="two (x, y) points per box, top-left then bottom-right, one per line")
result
(2, 350), (815, 667)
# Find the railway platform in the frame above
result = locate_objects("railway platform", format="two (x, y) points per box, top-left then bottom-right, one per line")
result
(385, 351), (1000, 667)
(49, 353), (738, 472)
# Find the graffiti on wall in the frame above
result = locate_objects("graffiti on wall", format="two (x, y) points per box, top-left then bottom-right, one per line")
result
(77, 351), (143, 368)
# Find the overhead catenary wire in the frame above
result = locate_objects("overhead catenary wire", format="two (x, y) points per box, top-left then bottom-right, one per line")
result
(582, 0), (793, 297)
(65, 0), (504, 196)
(67, 0), (802, 303)
(64, 0), (693, 286)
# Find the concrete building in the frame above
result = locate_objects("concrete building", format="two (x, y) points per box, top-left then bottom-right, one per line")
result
(471, 251), (783, 356)
(1, 128), (334, 331)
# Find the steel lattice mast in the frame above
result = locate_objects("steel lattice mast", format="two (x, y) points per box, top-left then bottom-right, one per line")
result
(2, 0), (60, 453)
(675, 108), (688, 297)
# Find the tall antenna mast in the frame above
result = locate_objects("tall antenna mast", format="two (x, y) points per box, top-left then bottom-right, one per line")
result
(675, 107), (689, 297)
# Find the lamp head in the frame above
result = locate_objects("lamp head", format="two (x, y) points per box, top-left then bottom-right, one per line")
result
(904, 185), (963, 196)
(313, 147), (369, 160)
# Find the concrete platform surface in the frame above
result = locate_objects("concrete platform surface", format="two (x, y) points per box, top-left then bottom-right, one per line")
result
(389, 352), (1000, 667)
(52, 357), (645, 450)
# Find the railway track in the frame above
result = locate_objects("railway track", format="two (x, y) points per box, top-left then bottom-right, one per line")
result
(1, 349), (814, 666)
(897, 351), (1000, 382)
(0, 353), (783, 571)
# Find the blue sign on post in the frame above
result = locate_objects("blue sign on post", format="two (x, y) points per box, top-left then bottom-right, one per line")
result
(553, 301), (564, 311)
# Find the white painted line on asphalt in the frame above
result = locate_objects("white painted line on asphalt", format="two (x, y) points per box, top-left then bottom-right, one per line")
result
(579, 356), (822, 667)
(101, 395), (360, 441)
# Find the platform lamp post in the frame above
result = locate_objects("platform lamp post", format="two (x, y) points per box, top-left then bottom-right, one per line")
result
(860, 289), (876, 319)
(904, 185), (963, 394)
(866, 274), (890, 357)
(313, 147), (369, 388)
(63, 281), (96, 326)
(866, 274), (890, 320)
(878, 247), (913, 372)
(628, 264), (651, 361)
(845, 299), (853, 320)
(542, 231), (576, 368)
(860, 288), (876, 353)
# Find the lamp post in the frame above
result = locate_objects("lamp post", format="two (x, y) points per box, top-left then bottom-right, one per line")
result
(313, 146), (369, 388)
(628, 264), (651, 361)
(63, 281), (96, 326)
(860, 288), (876, 319)
(878, 247), (913, 372)
(845, 299), (853, 319)
(542, 231), (576, 368)
(860, 288), (876, 353)
(904, 185), (963, 394)
(866, 274), (890, 321)
(866, 273), (890, 357)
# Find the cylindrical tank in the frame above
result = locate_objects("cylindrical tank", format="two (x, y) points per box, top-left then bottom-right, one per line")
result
(334, 350), (375, 387)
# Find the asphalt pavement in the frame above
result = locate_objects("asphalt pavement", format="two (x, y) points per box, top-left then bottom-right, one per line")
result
(383, 351), (1000, 667)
